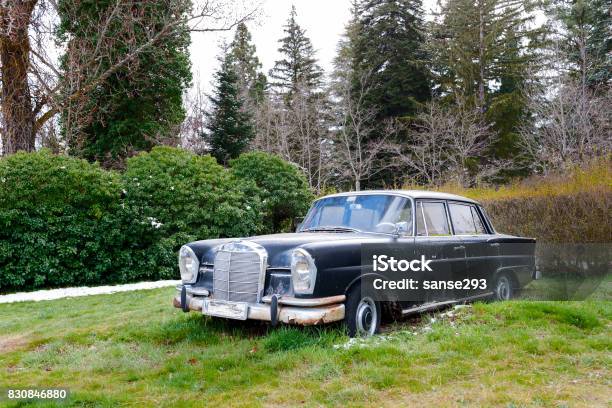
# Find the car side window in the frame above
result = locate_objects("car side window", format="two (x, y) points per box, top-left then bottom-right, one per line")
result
(471, 206), (486, 233)
(449, 203), (488, 235)
(417, 201), (451, 236)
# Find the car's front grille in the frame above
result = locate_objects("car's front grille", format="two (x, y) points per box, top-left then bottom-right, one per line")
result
(212, 241), (267, 303)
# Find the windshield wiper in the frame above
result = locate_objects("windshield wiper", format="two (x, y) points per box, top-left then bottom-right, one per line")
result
(301, 226), (362, 233)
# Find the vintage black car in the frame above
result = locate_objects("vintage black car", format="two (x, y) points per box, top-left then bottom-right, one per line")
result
(174, 190), (537, 336)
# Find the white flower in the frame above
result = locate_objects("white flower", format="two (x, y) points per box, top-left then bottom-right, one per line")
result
(246, 205), (251, 210)
(147, 217), (163, 229)
(122, 189), (127, 195)
(60, 166), (66, 170)
(0, 178), (5, 183)
(170, 186), (175, 191)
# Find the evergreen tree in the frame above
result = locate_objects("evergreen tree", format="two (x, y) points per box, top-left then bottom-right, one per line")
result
(333, 0), (362, 86)
(269, 6), (323, 100)
(546, 0), (611, 90)
(429, 0), (543, 170)
(430, 0), (542, 110)
(229, 22), (267, 105)
(206, 52), (255, 165)
(58, 0), (192, 167)
(354, 0), (432, 120)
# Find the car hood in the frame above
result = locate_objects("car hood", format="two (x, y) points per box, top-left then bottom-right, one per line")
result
(188, 231), (391, 268)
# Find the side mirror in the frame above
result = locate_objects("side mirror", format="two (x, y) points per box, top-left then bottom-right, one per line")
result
(393, 221), (410, 237)
(293, 216), (304, 232)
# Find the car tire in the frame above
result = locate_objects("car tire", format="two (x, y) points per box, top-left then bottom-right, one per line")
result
(493, 273), (514, 301)
(345, 283), (381, 337)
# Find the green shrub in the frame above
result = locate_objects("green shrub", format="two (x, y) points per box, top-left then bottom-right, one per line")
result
(230, 152), (313, 232)
(122, 147), (264, 274)
(123, 146), (263, 239)
(0, 147), (270, 292)
(0, 150), (154, 291)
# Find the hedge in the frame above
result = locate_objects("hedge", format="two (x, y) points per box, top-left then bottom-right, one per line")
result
(0, 151), (135, 290)
(481, 191), (611, 243)
(0, 148), (312, 293)
(230, 152), (313, 233)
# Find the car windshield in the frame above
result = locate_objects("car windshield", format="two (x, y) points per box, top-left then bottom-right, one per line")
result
(300, 194), (413, 234)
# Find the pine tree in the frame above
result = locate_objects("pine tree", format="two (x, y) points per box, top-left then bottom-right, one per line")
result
(546, 0), (611, 90)
(229, 23), (267, 105)
(354, 0), (432, 119)
(269, 6), (323, 100)
(333, 0), (361, 86)
(206, 52), (255, 165)
(429, 0), (543, 171)
(430, 0), (542, 110)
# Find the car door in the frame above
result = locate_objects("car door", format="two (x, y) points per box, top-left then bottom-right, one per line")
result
(448, 202), (498, 299)
(415, 200), (466, 303)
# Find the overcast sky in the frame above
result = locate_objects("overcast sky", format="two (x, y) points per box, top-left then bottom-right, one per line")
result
(190, 0), (439, 93)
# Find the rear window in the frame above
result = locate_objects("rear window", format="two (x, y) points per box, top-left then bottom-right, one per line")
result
(416, 201), (451, 236)
(449, 203), (487, 234)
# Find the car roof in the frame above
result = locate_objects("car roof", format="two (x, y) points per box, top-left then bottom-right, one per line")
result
(317, 189), (480, 205)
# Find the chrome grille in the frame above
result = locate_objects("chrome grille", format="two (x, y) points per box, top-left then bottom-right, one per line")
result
(212, 241), (266, 303)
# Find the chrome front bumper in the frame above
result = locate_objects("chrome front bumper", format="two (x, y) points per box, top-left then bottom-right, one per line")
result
(173, 287), (345, 326)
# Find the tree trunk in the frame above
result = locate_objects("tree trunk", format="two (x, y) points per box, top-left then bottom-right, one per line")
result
(477, 2), (485, 113)
(0, 0), (37, 155)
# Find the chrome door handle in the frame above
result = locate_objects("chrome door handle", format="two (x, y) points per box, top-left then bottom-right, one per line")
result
(453, 245), (465, 251)
(489, 243), (500, 247)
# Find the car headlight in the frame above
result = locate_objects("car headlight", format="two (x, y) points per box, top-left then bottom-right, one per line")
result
(178, 245), (199, 284)
(291, 248), (317, 294)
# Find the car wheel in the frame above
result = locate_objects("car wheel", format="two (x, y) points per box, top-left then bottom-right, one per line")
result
(345, 283), (381, 337)
(493, 273), (514, 301)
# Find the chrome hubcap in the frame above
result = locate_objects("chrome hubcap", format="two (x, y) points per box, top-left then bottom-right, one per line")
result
(356, 296), (377, 336)
(496, 276), (510, 300)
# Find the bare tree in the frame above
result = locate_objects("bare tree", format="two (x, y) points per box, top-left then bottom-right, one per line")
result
(252, 82), (332, 193)
(393, 102), (490, 186)
(0, 0), (259, 156)
(332, 71), (397, 191)
(180, 74), (209, 153)
(289, 84), (331, 192)
(519, 78), (611, 173)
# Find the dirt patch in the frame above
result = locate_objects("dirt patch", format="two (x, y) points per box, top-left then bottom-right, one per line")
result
(0, 334), (30, 353)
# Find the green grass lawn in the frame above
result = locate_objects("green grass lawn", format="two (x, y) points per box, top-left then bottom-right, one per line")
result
(0, 288), (610, 407)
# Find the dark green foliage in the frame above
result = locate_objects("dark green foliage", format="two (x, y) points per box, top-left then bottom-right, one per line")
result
(230, 152), (314, 233)
(0, 150), (163, 291)
(354, 0), (431, 119)
(0, 149), (317, 292)
(269, 6), (323, 98)
(0, 147), (288, 292)
(123, 146), (263, 242)
(58, 0), (192, 167)
(206, 52), (256, 165)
